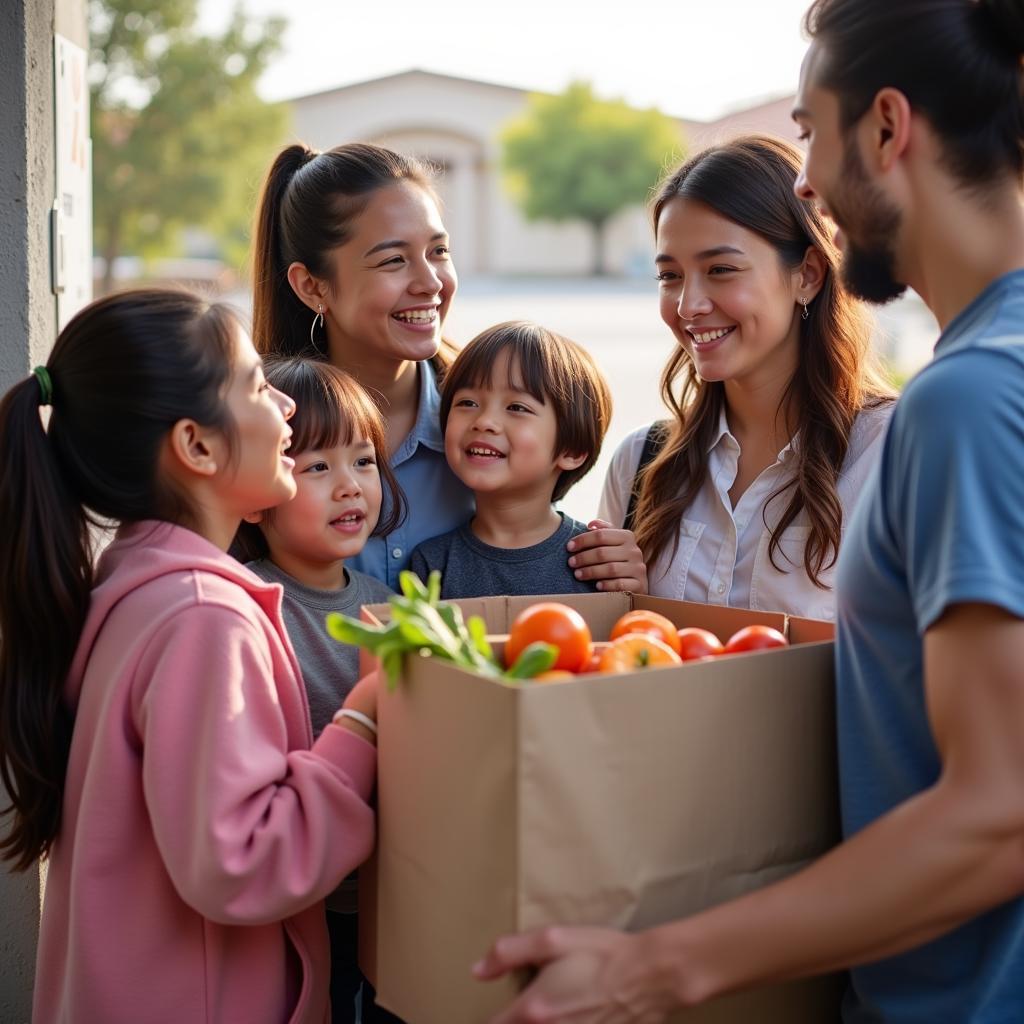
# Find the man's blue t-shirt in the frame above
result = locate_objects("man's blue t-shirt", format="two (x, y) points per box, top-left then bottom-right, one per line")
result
(836, 270), (1024, 1023)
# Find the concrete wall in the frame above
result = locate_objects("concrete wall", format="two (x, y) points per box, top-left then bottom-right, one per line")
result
(0, 0), (86, 1018)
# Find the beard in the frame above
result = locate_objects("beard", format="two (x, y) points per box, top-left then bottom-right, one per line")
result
(830, 141), (907, 305)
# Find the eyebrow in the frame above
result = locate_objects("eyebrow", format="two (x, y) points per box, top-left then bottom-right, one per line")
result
(655, 245), (745, 263)
(363, 232), (448, 258)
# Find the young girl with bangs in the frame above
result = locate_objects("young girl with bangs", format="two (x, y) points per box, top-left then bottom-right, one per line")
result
(598, 134), (895, 620)
(251, 141), (648, 595)
(235, 356), (403, 1023)
(0, 290), (380, 1024)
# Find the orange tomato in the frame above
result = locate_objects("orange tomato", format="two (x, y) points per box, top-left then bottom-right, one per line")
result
(578, 642), (611, 674)
(676, 627), (725, 661)
(598, 633), (682, 674)
(723, 624), (789, 655)
(532, 670), (577, 683)
(609, 610), (682, 654)
(505, 602), (593, 673)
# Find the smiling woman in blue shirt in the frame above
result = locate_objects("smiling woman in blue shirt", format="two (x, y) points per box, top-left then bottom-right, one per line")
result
(250, 142), (647, 593)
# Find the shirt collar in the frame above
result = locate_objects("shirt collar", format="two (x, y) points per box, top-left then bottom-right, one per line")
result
(707, 405), (798, 462)
(392, 360), (446, 464)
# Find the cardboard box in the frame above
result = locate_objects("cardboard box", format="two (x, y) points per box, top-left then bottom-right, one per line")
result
(359, 593), (842, 1023)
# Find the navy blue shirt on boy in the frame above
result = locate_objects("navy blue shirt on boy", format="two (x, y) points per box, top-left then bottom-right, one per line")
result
(408, 513), (596, 599)
(835, 270), (1024, 1023)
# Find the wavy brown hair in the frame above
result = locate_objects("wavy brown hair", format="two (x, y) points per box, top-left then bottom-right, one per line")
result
(251, 141), (458, 377)
(633, 135), (895, 587)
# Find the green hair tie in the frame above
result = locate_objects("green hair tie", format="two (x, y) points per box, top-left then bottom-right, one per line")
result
(32, 366), (53, 406)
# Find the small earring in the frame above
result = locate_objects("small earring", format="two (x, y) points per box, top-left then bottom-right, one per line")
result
(801, 299), (810, 321)
(310, 303), (325, 353)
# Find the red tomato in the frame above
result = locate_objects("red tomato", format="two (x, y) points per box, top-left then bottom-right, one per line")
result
(676, 627), (725, 661)
(505, 603), (593, 673)
(723, 624), (789, 655)
(609, 610), (682, 654)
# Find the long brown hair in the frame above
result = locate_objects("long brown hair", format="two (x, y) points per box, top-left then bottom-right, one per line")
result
(633, 135), (894, 587)
(251, 141), (458, 374)
(233, 357), (407, 561)
(0, 289), (241, 870)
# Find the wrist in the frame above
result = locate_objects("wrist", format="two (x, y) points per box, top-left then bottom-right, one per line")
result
(643, 920), (717, 1009)
(332, 707), (377, 745)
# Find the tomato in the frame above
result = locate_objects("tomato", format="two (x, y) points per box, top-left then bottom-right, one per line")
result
(505, 602), (592, 673)
(723, 624), (789, 655)
(578, 642), (611, 674)
(609, 610), (682, 654)
(676, 627), (725, 661)
(598, 633), (682, 674)
(532, 670), (577, 684)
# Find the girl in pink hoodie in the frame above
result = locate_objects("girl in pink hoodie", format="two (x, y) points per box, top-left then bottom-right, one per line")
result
(0, 289), (380, 1024)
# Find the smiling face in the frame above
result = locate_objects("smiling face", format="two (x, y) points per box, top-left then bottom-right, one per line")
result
(654, 197), (804, 389)
(793, 44), (906, 305)
(444, 349), (582, 502)
(320, 181), (456, 369)
(219, 329), (297, 517)
(259, 436), (383, 585)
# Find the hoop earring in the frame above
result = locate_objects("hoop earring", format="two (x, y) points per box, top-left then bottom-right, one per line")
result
(310, 303), (325, 353)
(801, 299), (810, 321)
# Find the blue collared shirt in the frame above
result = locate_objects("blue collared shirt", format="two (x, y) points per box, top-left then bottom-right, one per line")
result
(348, 361), (474, 590)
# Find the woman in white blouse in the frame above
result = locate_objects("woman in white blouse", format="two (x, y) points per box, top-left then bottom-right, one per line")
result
(599, 135), (895, 620)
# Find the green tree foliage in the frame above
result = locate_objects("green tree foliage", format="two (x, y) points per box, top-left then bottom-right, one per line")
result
(502, 82), (683, 275)
(90, 0), (288, 292)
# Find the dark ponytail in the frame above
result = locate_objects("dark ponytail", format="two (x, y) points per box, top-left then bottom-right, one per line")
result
(250, 141), (459, 371)
(805, 0), (1024, 185)
(0, 289), (241, 869)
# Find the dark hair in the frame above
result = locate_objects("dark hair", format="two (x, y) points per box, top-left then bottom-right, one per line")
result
(233, 357), (406, 561)
(439, 321), (612, 502)
(0, 288), (242, 870)
(251, 141), (458, 371)
(805, 0), (1024, 185)
(635, 135), (895, 586)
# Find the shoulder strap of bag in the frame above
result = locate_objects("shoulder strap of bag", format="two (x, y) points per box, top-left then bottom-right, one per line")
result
(623, 420), (669, 533)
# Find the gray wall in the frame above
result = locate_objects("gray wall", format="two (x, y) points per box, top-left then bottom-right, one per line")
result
(0, 0), (87, 1018)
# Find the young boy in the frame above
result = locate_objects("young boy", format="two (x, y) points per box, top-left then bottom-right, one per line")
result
(408, 321), (614, 599)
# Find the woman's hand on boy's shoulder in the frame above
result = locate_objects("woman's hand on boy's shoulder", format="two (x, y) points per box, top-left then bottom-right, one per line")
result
(566, 520), (648, 594)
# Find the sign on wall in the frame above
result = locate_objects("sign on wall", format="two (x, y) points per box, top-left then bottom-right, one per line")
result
(53, 33), (92, 330)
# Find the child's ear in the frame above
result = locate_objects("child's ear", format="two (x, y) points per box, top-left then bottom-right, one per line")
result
(555, 451), (588, 472)
(242, 510), (265, 525)
(166, 419), (220, 477)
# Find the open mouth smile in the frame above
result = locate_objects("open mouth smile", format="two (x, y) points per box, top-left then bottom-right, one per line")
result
(687, 326), (735, 348)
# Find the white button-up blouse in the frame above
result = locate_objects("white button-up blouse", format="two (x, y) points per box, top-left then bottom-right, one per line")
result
(598, 403), (893, 620)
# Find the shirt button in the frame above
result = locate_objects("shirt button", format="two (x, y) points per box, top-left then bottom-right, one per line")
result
(715, 582), (726, 594)
(392, 547), (402, 559)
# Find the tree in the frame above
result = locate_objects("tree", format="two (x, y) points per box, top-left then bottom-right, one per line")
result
(501, 82), (683, 276)
(89, 0), (288, 293)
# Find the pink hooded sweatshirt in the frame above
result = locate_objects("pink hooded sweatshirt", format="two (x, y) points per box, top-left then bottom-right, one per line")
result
(33, 521), (376, 1024)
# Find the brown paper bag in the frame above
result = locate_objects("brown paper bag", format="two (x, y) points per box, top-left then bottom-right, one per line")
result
(360, 594), (843, 1023)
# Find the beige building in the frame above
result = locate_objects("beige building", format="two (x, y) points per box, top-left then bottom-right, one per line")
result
(289, 70), (799, 277)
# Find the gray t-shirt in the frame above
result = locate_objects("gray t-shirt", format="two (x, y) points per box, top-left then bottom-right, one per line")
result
(408, 513), (597, 599)
(246, 558), (393, 737)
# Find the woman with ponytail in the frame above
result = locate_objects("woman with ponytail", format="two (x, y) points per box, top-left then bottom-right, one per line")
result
(0, 289), (380, 1023)
(477, 3), (1024, 1021)
(251, 142), (648, 594)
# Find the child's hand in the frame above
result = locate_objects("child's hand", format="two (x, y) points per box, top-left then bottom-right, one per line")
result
(344, 670), (379, 721)
(566, 520), (648, 594)
(332, 671), (379, 744)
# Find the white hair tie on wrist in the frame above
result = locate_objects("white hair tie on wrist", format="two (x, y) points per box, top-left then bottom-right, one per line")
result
(332, 708), (378, 736)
